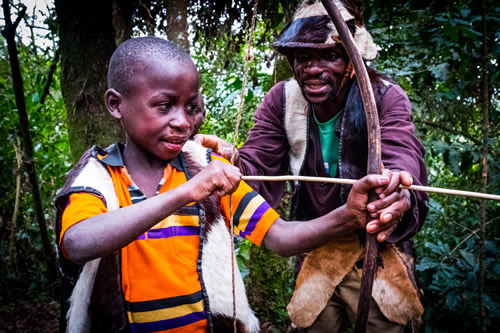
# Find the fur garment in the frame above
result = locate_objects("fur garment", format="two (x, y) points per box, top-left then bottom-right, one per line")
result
(55, 141), (259, 333)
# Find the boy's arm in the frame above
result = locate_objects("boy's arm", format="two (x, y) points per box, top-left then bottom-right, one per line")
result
(63, 160), (241, 263)
(263, 172), (412, 257)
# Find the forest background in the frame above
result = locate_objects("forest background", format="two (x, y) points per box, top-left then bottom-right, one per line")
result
(0, 0), (498, 332)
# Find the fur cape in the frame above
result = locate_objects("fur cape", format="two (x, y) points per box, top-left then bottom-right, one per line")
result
(283, 78), (423, 328)
(55, 141), (259, 333)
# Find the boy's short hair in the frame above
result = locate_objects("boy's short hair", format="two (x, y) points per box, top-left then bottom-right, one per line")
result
(107, 37), (194, 96)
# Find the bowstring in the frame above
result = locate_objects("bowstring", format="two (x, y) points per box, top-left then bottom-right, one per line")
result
(229, 0), (259, 332)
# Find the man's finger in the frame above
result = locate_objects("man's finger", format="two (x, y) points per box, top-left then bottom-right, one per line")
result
(377, 224), (397, 242)
(193, 134), (216, 148)
(400, 171), (413, 187)
(352, 175), (389, 193)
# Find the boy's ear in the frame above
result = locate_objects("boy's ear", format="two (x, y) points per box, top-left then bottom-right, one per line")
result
(105, 89), (123, 120)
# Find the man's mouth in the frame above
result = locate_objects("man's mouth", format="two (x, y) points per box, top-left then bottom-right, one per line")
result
(303, 81), (329, 95)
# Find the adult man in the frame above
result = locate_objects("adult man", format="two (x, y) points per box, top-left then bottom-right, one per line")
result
(197, 0), (428, 331)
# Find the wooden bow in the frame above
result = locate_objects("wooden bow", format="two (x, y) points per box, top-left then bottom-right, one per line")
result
(320, 1), (381, 331)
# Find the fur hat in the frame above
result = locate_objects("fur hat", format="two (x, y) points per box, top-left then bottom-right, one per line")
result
(273, 0), (377, 61)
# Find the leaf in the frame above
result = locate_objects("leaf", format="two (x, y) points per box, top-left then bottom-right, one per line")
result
(443, 24), (459, 42)
(429, 63), (449, 81)
(221, 90), (239, 107)
(417, 257), (439, 271)
(445, 290), (461, 310)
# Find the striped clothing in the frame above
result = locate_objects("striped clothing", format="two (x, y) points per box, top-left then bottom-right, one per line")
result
(60, 143), (278, 332)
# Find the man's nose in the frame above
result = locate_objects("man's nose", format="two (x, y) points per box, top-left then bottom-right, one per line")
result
(304, 59), (323, 75)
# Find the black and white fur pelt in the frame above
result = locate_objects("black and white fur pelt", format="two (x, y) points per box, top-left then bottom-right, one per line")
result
(56, 141), (260, 333)
(182, 140), (260, 333)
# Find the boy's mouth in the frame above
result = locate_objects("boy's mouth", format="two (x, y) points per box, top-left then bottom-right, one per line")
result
(162, 137), (187, 151)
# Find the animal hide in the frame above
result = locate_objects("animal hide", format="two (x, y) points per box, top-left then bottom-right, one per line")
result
(287, 241), (423, 328)
(60, 142), (260, 333)
(183, 140), (260, 333)
(287, 234), (362, 327)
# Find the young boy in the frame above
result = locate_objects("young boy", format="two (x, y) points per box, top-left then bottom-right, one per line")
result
(55, 37), (399, 333)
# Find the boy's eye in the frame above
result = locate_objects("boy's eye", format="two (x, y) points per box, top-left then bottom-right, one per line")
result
(158, 103), (171, 111)
(186, 104), (202, 115)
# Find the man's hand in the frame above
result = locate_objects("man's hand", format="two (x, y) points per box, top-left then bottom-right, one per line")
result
(347, 174), (389, 229)
(184, 160), (242, 202)
(194, 134), (242, 169)
(366, 170), (413, 242)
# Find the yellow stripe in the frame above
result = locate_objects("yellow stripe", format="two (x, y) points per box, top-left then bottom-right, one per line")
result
(127, 300), (204, 323)
(152, 215), (199, 229)
(236, 194), (265, 232)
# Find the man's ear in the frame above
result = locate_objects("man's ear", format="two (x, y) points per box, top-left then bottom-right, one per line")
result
(105, 89), (123, 120)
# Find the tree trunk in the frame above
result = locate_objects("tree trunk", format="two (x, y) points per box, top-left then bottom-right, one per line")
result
(478, 0), (490, 331)
(165, 0), (189, 51)
(55, 0), (133, 161)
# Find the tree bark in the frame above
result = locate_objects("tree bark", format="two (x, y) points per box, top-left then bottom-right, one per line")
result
(478, 0), (490, 331)
(165, 0), (189, 51)
(55, 0), (133, 161)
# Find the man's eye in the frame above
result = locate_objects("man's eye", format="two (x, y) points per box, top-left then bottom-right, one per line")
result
(296, 53), (308, 62)
(325, 51), (337, 60)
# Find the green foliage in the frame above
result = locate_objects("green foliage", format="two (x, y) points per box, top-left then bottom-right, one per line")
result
(238, 240), (295, 331)
(192, 18), (279, 146)
(365, 1), (500, 330)
(0, 4), (71, 304)
(0, 1), (499, 332)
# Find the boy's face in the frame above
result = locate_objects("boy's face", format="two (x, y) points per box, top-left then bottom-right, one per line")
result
(115, 58), (201, 161)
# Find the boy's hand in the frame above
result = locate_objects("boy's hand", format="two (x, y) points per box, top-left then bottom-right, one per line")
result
(194, 134), (242, 169)
(186, 160), (242, 202)
(366, 169), (413, 242)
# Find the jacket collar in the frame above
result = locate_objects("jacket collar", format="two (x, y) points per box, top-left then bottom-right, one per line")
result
(96, 143), (184, 171)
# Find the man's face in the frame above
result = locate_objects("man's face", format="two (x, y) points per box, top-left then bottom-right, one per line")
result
(293, 46), (347, 107)
(118, 58), (201, 161)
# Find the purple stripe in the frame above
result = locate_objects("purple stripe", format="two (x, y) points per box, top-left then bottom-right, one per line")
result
(130, 311), (206, 332)
(239, 201), (270, 238)
(138, 226), (200, 240)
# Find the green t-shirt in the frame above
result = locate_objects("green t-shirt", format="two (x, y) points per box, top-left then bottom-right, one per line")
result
(313, 110), (343, 177)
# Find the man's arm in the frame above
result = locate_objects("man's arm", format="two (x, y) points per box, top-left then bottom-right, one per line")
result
(263, 172), (411, 256)
(378, 84), (429, 243)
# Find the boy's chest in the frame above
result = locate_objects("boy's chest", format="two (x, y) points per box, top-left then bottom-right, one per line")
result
(127, 168), (167, 198)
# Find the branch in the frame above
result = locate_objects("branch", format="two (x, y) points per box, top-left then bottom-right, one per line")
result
(415, 119), (480, 145)
(37, 48), (60, 107)
(439, 216), (499, 265)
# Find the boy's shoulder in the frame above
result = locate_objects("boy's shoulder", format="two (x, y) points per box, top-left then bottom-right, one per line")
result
(56, 144), (121, 213)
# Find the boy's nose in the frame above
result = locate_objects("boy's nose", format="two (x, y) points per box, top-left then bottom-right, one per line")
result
(169, 108), (190, 131)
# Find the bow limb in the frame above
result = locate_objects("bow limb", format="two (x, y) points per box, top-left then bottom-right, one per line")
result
(319, 1), (382, 332)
